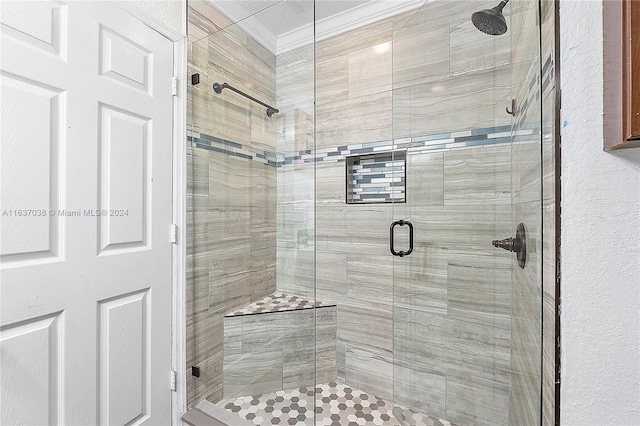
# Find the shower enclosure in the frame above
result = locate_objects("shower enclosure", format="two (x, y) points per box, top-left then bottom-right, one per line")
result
(186, 0), (544, 424)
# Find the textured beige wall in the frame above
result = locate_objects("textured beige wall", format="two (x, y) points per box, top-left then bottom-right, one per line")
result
(560, 1), (640, 424)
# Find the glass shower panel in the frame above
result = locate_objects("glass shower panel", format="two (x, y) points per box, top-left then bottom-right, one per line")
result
(185, 2), (316, 422)
(390, 1), (543, 425)
(313, 2), (400, 420)
(508, 0), (544, 424)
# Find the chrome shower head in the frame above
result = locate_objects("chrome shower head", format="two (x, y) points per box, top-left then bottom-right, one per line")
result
(472, 0), (509, 35)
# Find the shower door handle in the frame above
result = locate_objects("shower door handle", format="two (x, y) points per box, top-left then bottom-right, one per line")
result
(390, 220), (413, 257)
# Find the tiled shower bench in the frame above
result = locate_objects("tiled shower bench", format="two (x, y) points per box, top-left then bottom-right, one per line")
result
(222, 293), (337, 399)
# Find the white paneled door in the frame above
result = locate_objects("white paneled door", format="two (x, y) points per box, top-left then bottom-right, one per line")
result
(0, 2), (174, 424)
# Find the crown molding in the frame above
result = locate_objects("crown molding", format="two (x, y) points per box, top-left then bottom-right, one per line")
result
(209, 0), (278, 53)
(208, 0), (426, 56)
(277, 0), (426, 55)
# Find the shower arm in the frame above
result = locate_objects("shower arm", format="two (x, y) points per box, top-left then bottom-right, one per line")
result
(213, 82), (279, 117)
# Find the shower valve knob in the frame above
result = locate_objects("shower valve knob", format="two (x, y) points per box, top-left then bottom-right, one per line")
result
(492, 237), (520, 252)
(492, 223), (527, 269)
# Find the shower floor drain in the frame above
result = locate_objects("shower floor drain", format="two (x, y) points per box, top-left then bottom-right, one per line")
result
(218, 381), (457, 426)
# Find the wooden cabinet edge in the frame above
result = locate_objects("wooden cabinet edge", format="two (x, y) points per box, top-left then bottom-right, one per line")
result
(605, 0), (640, 151)
(619, 0), (640, 149)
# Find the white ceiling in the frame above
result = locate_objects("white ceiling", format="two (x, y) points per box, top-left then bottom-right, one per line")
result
(210, 0), (426, 54)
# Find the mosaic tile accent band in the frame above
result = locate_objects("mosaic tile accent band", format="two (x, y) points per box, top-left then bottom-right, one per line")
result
(346, 152), (406, 204)
(225, 292), (336, 317)
(188, 132), (279, 166)
(188, 125), (540, 168)
(218, 381), (459, 426)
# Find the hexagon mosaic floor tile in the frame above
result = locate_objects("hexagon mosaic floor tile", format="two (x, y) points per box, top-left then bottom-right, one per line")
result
(225, 293), (336, 317)
(217, 381), (458, 426)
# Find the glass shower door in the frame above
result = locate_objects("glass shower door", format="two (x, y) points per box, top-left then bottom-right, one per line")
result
(390, 1), (543, 425)
(185, 3), (317, 423)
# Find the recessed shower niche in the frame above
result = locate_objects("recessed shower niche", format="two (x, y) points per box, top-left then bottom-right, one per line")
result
(346, 151), (406, 204)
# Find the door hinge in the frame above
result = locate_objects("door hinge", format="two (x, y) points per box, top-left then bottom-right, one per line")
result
(172, 77), (178, 96)
(171, 224), (178, 244)
(170, 370), (177, 392)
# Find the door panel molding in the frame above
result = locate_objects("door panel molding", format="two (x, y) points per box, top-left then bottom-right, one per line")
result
(0, 71), (66, 266)
(0, 311), (65, 426)
(0, 2), (183, 424)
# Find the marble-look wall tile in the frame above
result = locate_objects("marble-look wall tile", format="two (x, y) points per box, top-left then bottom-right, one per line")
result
(393, 310), (448, 379)
(409, 307), (510, 384)
(449, 314), (511, 385)
(393, 1), (481, 38)
(512, 140), (543, 206)
(223, 352), (283, 398)
(192, 86), (252, 146)
(338, 304), (393, 353)
(208, 31), (275, 106)
(316, 205), (392, 256)
(392, 23), (450, 89)
(316, 251), (347, 304)
(446, 375), (510, 426)
(276, 164), (314, 205)
(241, 310), (314, 352)
(223, 308), (337, 396)
(316, 56), (348, 106)
(447, 256), (512, 327)
(186, 252), (210, 318)
(347, 43), (392, 98)
(336, 341), (346, 382)
(449, 17), (510, 76)
(393, 364), (447, 420)
(187, 148), (210, 200)
(315, 14), (395, 60)
(204, 209), (250, 243)
(316, 91), (393, 149)
(223, 316), (242, 356)
(316, 307), (339, 384)
(209, 268), (252, 316)
(346, 254), (393, 306)
(188, 1), (232, 44)
(316, 163), (346, 206)
(190, 39), (210, 79)
(187, 310), (225, 405)
(444, 145), (512, 205)
(277, 44), (314, 108)
(407, 152), (444, 206)
(209, 154), (253, 209)
(393, 265), (448, 316)
(276, 246), (315, 299)
(282, 348), (314, 390)
(410, 205), (512, 254)
(276, 44), (314, 155)
(206, 27), (247, 88)
(250, 105), (277, 153)
(344, 344), (394, 401)
(393, 65), (511, 140)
